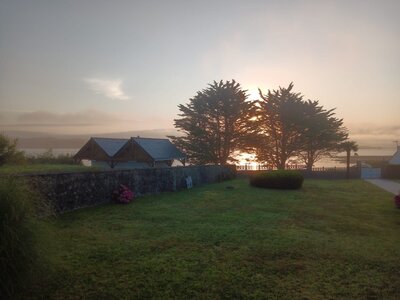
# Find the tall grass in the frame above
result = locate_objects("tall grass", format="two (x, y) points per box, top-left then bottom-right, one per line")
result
(0, 178), (53, 298)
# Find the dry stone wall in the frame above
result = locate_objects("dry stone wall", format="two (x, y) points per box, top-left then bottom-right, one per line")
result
(17, 165), (236, 213)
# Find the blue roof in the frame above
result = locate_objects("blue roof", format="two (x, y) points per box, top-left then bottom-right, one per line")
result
(132, 137), (185, 161)
(93, 138), (128, 157)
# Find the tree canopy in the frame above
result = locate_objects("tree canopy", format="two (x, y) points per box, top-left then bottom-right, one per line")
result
(0, 134), (25, 166)
(170, 80), (256, 165)
(254, 83), (347, 169)
(254, 83), (306, 169)
(297, 100), (348, 170)
(172, 81), (350, 169)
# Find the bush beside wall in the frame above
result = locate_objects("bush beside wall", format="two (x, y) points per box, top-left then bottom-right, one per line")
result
(249, 170), (304, 189)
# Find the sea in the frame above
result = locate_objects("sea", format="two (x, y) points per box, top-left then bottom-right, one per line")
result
(21, 146), (396, 169)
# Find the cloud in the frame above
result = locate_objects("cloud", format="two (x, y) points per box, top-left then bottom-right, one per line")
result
(349, 124), (400, 137)
(84, 78), (130, 100)
(9, 109), (122, 127)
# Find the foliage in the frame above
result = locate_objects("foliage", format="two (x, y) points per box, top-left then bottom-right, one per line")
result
(0, 134), (25, 166)
(255, 83), (307, 169)
(0, 178), (53, 298)
(339, 140), (359, 154)
(26, 149), (77, 165)
(24, 179), (400, 298)
(254, 83), (347, 170)
(249, 170), (304, 189)
(113, 184), (134, 204)
(297, 100), (348, 170)
(0, 164), (95, 174)
(170, 80), (257, 165)
(339, 140), (359, 179)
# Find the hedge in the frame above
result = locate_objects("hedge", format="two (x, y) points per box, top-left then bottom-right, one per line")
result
(249, 170), (304, 189)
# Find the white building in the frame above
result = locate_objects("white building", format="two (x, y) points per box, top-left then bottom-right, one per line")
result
(389, 146), (400, 165)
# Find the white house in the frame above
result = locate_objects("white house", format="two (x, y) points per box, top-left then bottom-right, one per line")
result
(389, 146), (400, 165)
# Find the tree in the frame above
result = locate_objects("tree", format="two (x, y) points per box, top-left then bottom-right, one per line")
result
(297, 100), (348, 171)
(255, 83), (306, 169)
(170, 80), (256, 165)
(339, 140), (359, 179)
(0, 134), (24, 166)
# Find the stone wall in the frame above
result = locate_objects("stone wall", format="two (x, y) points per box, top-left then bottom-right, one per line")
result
(18, 165), (236, 213)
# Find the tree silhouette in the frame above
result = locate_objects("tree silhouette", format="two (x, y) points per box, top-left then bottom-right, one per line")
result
(0, 134), (22, 166)
(170, 80), (256, 165)
(255, 83), (306, 169)
(255, 83), (348, 170)
(298, 100), (348, 170)
(339, 140), (359, 179)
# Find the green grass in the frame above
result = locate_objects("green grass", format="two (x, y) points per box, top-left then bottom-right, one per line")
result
(0, 164), (96, 174)
(31, 179), (399, 299)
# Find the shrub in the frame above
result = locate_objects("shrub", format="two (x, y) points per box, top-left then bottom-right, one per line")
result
(113, 184), (134, 204)
(249, 170), (304, 189)
(26, 149), (77, 165)
(0, 178), (53, 298)
(0, 134), (25, 166)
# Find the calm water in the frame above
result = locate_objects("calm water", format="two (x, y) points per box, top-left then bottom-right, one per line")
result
(21, 147), (395, 169)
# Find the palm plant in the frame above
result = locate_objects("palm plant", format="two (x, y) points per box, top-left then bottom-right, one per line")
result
(339, 141), (359, 179)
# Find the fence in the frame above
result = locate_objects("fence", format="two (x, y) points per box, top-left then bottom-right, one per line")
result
(236, 164), (360, 179)
(236, 164), (348, 172)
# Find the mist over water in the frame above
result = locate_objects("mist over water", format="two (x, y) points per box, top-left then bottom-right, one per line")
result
(21, 144), (396, 169)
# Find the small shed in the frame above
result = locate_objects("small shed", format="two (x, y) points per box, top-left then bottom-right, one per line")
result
(74, 137), (185, 169)
(389, 146), (400, 165)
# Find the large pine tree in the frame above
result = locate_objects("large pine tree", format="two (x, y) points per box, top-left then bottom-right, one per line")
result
(170, 80), (256, 165)
(298, 100), (348, 170)
(255, 83), (347, 170)
(255, 83), (306, 169)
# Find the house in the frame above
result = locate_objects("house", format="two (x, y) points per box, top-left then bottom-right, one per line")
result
(74, 137), (186, 169)
(389, 145), (400, 165)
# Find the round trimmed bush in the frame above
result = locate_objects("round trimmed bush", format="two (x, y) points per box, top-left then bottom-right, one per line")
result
(249, 170), (304, 189)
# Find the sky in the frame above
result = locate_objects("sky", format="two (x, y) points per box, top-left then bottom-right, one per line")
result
(0, 0), (399, 149)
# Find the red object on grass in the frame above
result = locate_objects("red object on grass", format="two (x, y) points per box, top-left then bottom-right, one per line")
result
(395, 194), (400, 209)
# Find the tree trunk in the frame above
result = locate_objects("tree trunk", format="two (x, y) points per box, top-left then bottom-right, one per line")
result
(346, 150), (350, 179)
(277, 160), (286, 170)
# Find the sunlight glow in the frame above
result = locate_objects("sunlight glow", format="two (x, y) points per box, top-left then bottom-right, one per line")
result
(246, 87), (261, 101)
(246, 85), (270, 101)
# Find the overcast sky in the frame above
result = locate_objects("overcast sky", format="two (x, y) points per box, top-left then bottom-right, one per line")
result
(0, 0), (399, 146)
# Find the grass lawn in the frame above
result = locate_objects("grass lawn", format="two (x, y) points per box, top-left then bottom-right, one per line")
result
(0, 164), (96, 174)
(32, 179), (399, 299)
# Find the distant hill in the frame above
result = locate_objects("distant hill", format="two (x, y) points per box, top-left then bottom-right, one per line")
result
(4, 129), (180, 149)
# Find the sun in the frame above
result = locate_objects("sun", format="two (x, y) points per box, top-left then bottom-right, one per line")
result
(246, 85), (269, 101)
(247, 88), (260, 101)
